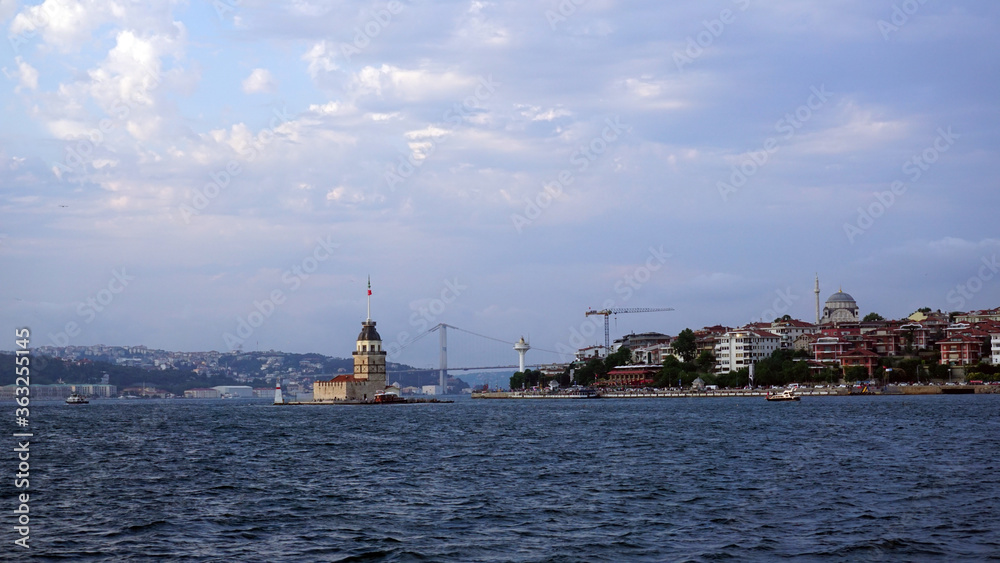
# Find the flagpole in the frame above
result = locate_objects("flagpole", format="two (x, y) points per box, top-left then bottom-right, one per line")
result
(367, 276), (371, 321)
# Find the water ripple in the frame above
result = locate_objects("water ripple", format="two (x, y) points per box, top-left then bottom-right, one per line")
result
(12, 395), (1000, 561)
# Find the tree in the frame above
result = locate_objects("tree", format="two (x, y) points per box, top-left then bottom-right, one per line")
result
(863, 312), (885, 322)
(603, 346), (632, 371)
(574, 358), (602, 387)
(672, 328), (697, 362)
(509, 371), (526, 390)
(694, 350), (716, 373)
(844, 366), (868, 382)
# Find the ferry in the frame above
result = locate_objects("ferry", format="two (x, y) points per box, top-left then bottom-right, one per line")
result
(66, 393), (89, 404)
(765, 388), (800, 402)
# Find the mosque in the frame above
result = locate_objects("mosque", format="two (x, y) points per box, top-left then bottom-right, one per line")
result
(815, 275), (860, 325)
(313, 282), (390, 402)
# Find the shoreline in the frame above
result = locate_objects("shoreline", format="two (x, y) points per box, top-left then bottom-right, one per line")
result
(472, 384), (1000, 400)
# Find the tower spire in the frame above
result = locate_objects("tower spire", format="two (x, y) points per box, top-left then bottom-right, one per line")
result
(367, 275), (372, 321)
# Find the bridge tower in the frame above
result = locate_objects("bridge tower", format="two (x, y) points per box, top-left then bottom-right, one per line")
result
(439, 324), (447, 393)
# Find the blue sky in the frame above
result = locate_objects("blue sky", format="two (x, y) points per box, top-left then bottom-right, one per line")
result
(2, 0), (999, 369)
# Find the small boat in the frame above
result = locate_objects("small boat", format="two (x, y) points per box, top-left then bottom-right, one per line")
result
(374, 391), (404, 404)
(766, 388), (800, 402)
(66, 393), (89, 404)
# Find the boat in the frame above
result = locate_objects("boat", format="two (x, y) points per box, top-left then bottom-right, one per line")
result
(66, 393), (89, 404)
(374, 391), (405, 404)
(766, 388), (800, 402)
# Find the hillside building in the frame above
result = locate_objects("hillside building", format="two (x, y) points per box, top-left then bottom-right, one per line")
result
(713, 329), (780, 374)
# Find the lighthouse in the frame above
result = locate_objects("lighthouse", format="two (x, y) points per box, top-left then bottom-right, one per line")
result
(274, 379), (283, 404)
(514, 336), (530, 372)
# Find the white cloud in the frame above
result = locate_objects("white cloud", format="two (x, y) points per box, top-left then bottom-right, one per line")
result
(242, 68), (276, 94)
(2, 57), (38, 91)
(516, 104), (572, 122)
(303, 40), (339, 79)
(347, 64), (478, 102)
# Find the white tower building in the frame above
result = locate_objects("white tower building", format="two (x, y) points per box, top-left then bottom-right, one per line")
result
(514, 337), (530, 372)
(274, 380), (283, 404)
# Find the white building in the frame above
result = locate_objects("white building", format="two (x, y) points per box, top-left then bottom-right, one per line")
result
(992, 333), (1000, 365)
(211, 385), (254, 398)
(74, 384), (118, 398)
(575, 345), (607, 362)
(185, 388), (221, 399)
(632, 344), (674, 365)
(766, 319), (818, 349)
(714, 329), (780, 374)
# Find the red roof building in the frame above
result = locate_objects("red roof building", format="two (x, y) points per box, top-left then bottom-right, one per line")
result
(839, 348), (880, 376)
(599, 365), (659, 387)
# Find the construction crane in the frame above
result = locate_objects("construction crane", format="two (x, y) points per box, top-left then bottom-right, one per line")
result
(585, 307), (675, 352)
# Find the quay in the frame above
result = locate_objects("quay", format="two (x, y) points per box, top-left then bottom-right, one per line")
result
(277, 398), (453, 405)
(472, 384), (999, 400)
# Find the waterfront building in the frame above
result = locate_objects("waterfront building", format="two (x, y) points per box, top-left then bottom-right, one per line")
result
(74, 384), (117, 398)
(185, 388), (221, 399)
(992, 333), (1000, 365)
(820, 289), (860, 325)
(713, 329), (780, 374)
(839, 348), (880, 377)
(599, 365), (660, 387)
(212, 385), (254, 398)
(313, 318), (389, 401)
(313, 280), (391, 402)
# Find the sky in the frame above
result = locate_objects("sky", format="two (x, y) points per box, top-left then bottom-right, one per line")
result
(2, 0), (999, 369)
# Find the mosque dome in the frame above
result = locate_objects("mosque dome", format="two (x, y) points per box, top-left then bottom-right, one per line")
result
(820, 289), (859, 324)
(826, 291), (856, 304)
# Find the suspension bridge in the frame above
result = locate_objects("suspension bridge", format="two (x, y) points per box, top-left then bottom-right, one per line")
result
(385, 323), (567, 389)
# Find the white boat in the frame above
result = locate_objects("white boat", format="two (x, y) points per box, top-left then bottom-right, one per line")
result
(66, 393), (89, 404)
(766, 388), (800, 402)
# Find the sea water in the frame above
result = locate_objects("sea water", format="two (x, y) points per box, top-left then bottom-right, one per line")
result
(8, 394), (1000, 561)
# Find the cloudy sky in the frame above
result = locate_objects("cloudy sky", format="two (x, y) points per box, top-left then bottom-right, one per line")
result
(2, 0), (999, 368)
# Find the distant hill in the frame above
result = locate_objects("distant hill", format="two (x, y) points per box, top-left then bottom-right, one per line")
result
(0, 353), (250, 396)
(1, 351), (468, 394)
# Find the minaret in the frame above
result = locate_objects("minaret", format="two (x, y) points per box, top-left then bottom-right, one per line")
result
(514, 336), (530, 372)
(814, 274), (821, 325)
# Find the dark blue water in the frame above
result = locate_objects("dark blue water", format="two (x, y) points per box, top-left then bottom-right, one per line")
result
(6, 395), (1000, 561)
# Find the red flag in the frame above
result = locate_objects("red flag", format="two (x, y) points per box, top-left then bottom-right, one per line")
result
(367, 277), (372, 296)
